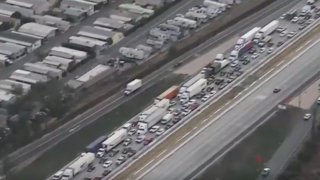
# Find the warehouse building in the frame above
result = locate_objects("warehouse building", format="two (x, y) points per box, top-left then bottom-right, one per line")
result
(135, 0), (165, 7)
(0, 42), (26, 59)
(63, 8), (86, 22)
(49, 46), (88, 63)
(77, 26), (124, 45)
(0, 79), (31, 95)
(68, 36), (108, 49)
(93, 17), (134, 33)
(32, 15), (71, 32)
(9, 69), (48, 84)
(43, 55), (75, 71)
(0, 89), (16, 104)
(6, 0), (56, 14)
(74, 64), (112, 88)
(0, 31), (41, 52)
(109, 10), (143, 24)
(24, 62), (63, 79)
(0, 3), (34, 17)
(60, 0), (97, 16)
(18, 22), (58, 39)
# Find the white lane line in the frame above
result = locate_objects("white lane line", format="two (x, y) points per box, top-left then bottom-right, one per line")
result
(156, 149), (168, 159)
(134, 159), (155, 175)
(201, 118), (209, 124)
(193, 126), (198, 130)
(177, 132), (191, 142)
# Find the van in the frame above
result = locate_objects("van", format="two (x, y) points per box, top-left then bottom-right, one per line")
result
(52, 170), (64, 180)
(317, 97), (320, 105)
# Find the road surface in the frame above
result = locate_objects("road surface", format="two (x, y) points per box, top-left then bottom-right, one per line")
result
(136, 32), (320, 180)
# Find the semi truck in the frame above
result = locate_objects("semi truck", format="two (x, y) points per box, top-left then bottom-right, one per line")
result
(202, 59), (229, 77)
(160, 113), (174, 124)
(102, 129), (127, 151)
(254, 20), (279, 41)
(180, 78), (207, 103)
(215, 53), (224, 61)
(124, 79), (142, 95)
(61, 153), (95, 180)
(138, 106), (167, 131)
(85, 135), (107, 153)
(154, 85), (179, 103)
(179, 73), (205, 94)
(155, 98), (170, 109)
(235, 27), (261, 47)
(230, 41), (253, 60)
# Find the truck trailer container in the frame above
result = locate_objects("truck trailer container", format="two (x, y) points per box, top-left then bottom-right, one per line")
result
(85, 135), (107, 153)
(254, 20), (279, 40)
(236, 27), (261, 46)
(119, 47), (146, 60)
(179, 73), (205, 94)
(139, 105), (159, 121)
(181, 78), (207, 102)
(124, 79), (142, 95)
(139, 106), (167, 128)
(102, 129), (127, 151)
(154, 85), (179, 103)
(61, 152), (95, 180)
(155, 98), (170, 109)
(160, 113), (174, 124)
(230, 41), (253, 60)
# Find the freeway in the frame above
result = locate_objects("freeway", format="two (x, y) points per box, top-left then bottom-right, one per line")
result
(7, 0), (300, 173)
(136, 33), (320, 180)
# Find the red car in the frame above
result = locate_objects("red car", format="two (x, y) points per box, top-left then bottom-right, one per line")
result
(189, 103), (199, 111)
(143, 137), (154, 145)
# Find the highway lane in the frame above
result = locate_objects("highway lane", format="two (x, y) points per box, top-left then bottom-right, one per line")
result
(7, 0), (299, 172)
(138, 35), (320, 180)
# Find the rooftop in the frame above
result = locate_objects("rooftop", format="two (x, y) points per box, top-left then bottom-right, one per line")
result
(0, 31), (40, 45)
(18, 22), (57, 38)
(77, 64), (110, 82)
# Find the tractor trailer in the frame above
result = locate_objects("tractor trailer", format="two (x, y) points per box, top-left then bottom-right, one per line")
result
(124, 79), (142, 95)
(102, 129), (127, 151)
(180, 78), (207, 103)
(254, 20), (279, 41)
(61, 153), (95, 180)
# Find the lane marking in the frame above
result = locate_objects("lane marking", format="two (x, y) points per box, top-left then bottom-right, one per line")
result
(177, 132), (191, 142)
(156, 149), (168, 159)
(134, 159), (155, 175)
(201, 118), (209, 124)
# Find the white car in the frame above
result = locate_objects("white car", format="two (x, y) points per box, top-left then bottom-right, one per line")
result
(251, 53), (259, 59)
(182, 109), (191, 116)
(291, 16), (299, 23)
(123, 138), (132, 146)
(304, 113), (312, 120)
(149, 125), (160, 133)
(128, 128), (137, 136)
(259, 48), (265, 53)
(201, 94), (211, 102)
(267, 48), (274, 54)
(287, 31), (296, 38)
(210, 90), (217, 96)
(135, 135), (145, 143)
(280, 31), (287, 37)
(230, 60), (239, 67)
(103, 160), (113, 168)
(156, 128), (165, 136)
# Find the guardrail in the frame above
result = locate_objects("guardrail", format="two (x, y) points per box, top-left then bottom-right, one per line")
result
(107, 17), (320, 180)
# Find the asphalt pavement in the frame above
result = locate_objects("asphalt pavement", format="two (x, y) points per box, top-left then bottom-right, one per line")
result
(137, 31), (320, 180)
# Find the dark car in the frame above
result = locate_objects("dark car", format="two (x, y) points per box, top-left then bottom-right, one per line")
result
(127, 150), (137, 158)
(102, 169), (112, 177)
(122, 147), (130, 154)
(144, 137), (154, 145)
(242, 60), (250, 65)
(273, 88), (281, 93)
(166, 122), (174, 129)
(109, 149), (119, 157)
(87, 165), (96, 172)
(248, 48), (256, 54)
(277, 41), (284, 47)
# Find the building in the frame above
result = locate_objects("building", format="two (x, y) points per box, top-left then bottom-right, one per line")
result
(0, 31), (41, 52)
(24, 62), (63, 79)
(0, 3), (34, 18)
(77, 26), (124, 45)
(60, 0), (97, 16)
(43, 55), (75, 71)
(68, 36), (108, 49)
(63, 8), (86, 22)
(109, 9), (143, 24)
(18, 22), (58, 39)
(9, 69), (48, 84)
(0, 42), (26, 59)
(32, 15), (71, 32)
(0, 79), (31, 95)
(49, 46), (88, 63)
(76, 64), (111, 88)
(0, 89), (16, 104)
(5, 0), (56, 14)
(135, 0), (165, 7)
(93, 17), (134, 33)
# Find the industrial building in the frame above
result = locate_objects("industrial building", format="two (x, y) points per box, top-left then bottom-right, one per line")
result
(63, 8), (87, 22)
(108, 9), (143, 24)
(135, 0), (167, 7)
(23, 62), (64, 79)
(0, 42), (26, 59)
(49, 46), (88, 63)
(76, 64), (111, 87)
(0, 31), (41, 52)
(68, 36), (108, 50)
(0, 89), (16, 104)
(32, 15), (71, 32)
(43, 55), (75, 71)
(5, 0), (55, 15)
(77, 26), (124, 45)
(93, 17), (134, 33)
(0, 79), (31, 95)
(9, 69), (48, 84)
(18, 22), (58, 39)
(60, 0), (97, 16)
(0, 3), (34, 18)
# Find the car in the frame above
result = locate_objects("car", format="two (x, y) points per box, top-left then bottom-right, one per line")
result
(87, 165), (96, 172)
(135, 135), (145, 143)
(127, 149), (137, 158)
(201, 94), (211, 102)
(128, 128), (137, 136)
(259, 48), (265, 53)
(305, 19), (314, 25)
(248, 48), (256, 54)
(251, 53), (259, 59)
(239, 55), (247, 61)
(276, 26), (286, 32)
(149, 125), (160, 133)
(230, 60), (239, 67)
(267, 42), (274, 47)
(280, 31), (287, 37)
(116, 156), (127, 165)
(258, 42), (265, 47)
(103, 160), (112, 168)
(261, 167), (271, 177)
(93, 177), (102, 180)
(108, 149), (119, 157)
(277, 41), (284, 47)
(166, 122), (174, 129)
(279, 13), (286, 20)
(287, 31), (296, 38)
(298, 25), (306, 30)
(235, 70), (244, 77)
(242, 60), (250, 65)
(172, 116), (181, 124)
(156, 128), (165, 136)
(122, 147), (131, 154)
(267, 48), (274, 54)
(273, 88), (281, 93)
(189, 102), (199, 111)
(304, 113), (312, 120)
(102, 169), (112, 177)
(123, 138), (132, 146)
(291, 16), (299, 23)
(218, 83), (227, 90)
(173, 110), (181, 116)
(143, 137), (154, 145)
(182, 109), (191, 116)
(210, 90), (217, 96)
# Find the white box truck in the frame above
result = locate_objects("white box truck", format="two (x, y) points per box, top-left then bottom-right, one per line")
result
(155, 98), (170, 109)
(160, 113), (174, 124)
(236, 27), (261, 47)
(215, 53), (224, 61)
(61, 153), (95, 180)
(254, 20), (279, 40)
(181, 78), (207, 102)
(139, 105), (158, 121)
(124, 79), (142, 95)
(179, 73), (205, 94)
(102, 129), (127, 151)
(119, 47), (146, 60)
